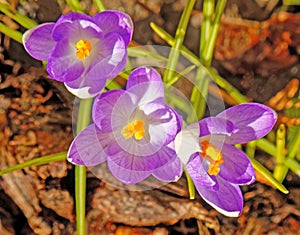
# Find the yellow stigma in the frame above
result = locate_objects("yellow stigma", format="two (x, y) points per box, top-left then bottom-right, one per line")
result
(200, 140), (224, 176)
(121, 120), (145, 140)
(75, 40), (92, 60)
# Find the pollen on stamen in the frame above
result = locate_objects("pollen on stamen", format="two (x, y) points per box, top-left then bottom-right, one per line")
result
(75, 39), (92, 60)
(121, 123), (134, 139)
(121, 120), (145, 140)
(133, 120), (145, 140)
(200, 140), (224, 176)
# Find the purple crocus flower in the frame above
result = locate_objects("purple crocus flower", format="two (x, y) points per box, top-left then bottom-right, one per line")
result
(175, 103), (277, 216)
(67, 67), (183, 184)
(22, 11), (133, 98)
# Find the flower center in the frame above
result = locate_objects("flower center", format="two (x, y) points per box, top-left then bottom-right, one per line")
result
(200, 140), (224, 176)
(75, 40), (92, 60)
(121, 120), (145, 140)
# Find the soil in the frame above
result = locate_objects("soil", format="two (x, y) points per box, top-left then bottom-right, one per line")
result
(0, 0), (299, 235)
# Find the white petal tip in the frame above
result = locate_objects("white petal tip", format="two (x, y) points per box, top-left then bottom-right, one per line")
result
(65, 84), (98, 99)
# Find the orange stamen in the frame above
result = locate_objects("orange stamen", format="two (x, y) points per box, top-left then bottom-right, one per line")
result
(75, 40), (92, 60)
(200, 140), (224, 176)
(121, 120), (145, 140)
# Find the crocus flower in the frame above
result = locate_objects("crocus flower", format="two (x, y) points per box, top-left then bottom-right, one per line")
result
(175, 103), (277, 216)
(23, 11), (133, 98)
(67, 66), (183, 184)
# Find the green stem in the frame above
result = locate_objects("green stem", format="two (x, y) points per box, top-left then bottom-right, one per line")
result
(245, 140), (286, 193)
(75, 98), (94, 235)
(200, 0), (214, 61)
(165, 90), (196, 116)
(206, 67), (248, 103)
(190, 0), (227, 120)
(285, 158), (300, 177)
(246, 140), (257, 158)
(273, 124), (286, 182)
(166, 65), (196, 88)
(256, 138), (277, 156)
(280, 126), (300, 182)
(287, 127), (300, 160)
(75, 165), (86, 235)
(283, 0), (300, 5)
(249, 156), (289, 194)
(163, 0), (196, 84)
(0, 152), (67, 176)
(0, 3), (37, 29)
(192, 0), (215, 120)
(93, 0), (106, 11)
(201, 0), (227, 66)
(150, 22), (248, 104)
(66, 0), (84, 12)
(256, 136), (300, 177)
(105, 78), (123, 91)
(0, 22), (22, 43)
(128, 47), (167, 63)
(184, 167), (195, 199)
(188, 68), (210, 122)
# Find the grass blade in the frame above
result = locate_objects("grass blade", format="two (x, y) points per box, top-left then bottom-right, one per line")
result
(249, 157), (289, 194)
(273, 124), (287, 182)
(163, 0), (196, 84)
(75, 98), (93, 235)
(93, 0), (106, 11)
(0, 152), (67, 176)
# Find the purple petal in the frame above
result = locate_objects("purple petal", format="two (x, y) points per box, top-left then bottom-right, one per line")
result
(64, 78), (106, 98)
(22, 23), (55, 61)
(107, 142), (176, 171)
(195, 176), (243, 217)
(217, 103), (277, 144)
(110, 101), (181, 158)
(152, 145), (183, 182)
(144, 102), (181, 146)
(199, 117), (239, 137)
(97, 92), (169, 158)
(126, 67), (164, 104)
(218, 144), (256, 185)
(105, 91), (180, 157)
(52, 12), (100, 41)
(56, 12), (93, 23)
(186, 153), (218, 190)
(67, 124), (109, 166)
(64, 33), (127, 98)
(93, 10), (133, 45)
(92, 90), (135, 132)
(47, 37), (84, 82)
(84, 32), (127, 84)
(107, 158), (150, 184)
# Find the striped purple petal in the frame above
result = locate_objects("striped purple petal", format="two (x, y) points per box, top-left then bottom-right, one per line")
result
(195, 176), (243, 217)
(93, 10), (133, 45)
(67, 124), (108, 166)
(219, 143), (256, 185)
(126, 67), (165, 104)
(22, 23), (55, 60)
(217, 103), (277, 144)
